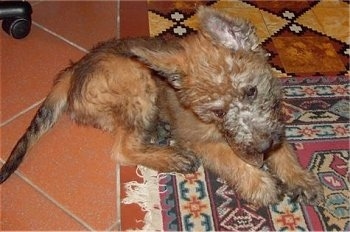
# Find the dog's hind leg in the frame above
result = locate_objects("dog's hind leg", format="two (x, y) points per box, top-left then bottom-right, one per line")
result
(111, 127), (200, 174)
(266, 141), (325, 205)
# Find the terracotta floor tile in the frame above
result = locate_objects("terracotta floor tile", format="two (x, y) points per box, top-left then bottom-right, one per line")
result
(120, 1), (149, 38)
(32, 1), (117, 50)
(108, 222), (121, 231)
(1, 24), (84, 124)
(120, 166), (146, 230)
(1, 175), (86, 230)
(1, 109), (117, 230)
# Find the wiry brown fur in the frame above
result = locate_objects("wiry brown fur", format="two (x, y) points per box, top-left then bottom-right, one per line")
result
(0, 7), (324, 206)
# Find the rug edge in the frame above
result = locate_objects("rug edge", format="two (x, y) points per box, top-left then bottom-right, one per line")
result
(122, 166), (163, 231)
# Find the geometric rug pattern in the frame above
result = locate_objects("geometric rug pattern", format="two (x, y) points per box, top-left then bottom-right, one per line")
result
(147, 0), (349, 77)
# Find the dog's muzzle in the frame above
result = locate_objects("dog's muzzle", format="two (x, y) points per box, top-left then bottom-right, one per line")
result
(238, 151), (265, 168)
(224, 130), (284, 168)
(224, 134), (265, 168)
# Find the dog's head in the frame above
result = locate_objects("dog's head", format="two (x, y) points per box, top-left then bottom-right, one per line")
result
(132, 7), (284, 167)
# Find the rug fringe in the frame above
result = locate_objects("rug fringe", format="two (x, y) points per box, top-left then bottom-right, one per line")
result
(122, 166), (165, 231)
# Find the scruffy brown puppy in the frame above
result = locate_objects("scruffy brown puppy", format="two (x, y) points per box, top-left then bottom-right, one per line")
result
(0, 7), (324, 206)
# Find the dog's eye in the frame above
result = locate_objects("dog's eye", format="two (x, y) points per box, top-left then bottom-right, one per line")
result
(213, 109), (226, 118)
(244, 86), (257, 100)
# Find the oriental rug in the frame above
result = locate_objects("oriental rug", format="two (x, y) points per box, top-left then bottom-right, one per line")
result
(123, 75), (349, 231)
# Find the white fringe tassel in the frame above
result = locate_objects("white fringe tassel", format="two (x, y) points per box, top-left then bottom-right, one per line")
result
(122, 166), (168, 231)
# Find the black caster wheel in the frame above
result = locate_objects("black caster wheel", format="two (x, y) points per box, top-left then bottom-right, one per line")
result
(0, 1), (33, 39)
(2, 17), (31, 39)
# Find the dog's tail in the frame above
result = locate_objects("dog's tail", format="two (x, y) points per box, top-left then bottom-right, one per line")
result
(0, 69), (72, 184)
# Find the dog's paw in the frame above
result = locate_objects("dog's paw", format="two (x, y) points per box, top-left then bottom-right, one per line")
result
(286, 173), (325, 205)
(287, 183), (325, 205)
(274, 176), (289, 202)
(238, 172), (284, 207)
(171, 150), (201, 174)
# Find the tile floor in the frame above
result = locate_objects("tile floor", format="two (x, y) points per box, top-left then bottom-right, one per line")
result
(1, 1), (148, 230)
(1, 0), (349, 231)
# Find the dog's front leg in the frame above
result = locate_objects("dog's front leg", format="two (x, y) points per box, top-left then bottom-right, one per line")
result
(111, 127), (200, 174)
(266, 141), (325, 205)
(192, 142), (283, 207)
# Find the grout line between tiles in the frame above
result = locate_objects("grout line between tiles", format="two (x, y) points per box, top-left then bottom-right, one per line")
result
(0, 98), (45, 127)
(116, 0), (121, 40)
(32, 21), (89, 53)
(106, 221), (119, 231)
(4, 167), (96, 231)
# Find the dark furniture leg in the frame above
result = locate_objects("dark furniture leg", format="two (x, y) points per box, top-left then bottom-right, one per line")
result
(0, 1), (32, 39)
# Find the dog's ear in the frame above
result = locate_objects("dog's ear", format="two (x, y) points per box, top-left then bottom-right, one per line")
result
(131, 44), (186, 89)
(197, 6), (259, 51)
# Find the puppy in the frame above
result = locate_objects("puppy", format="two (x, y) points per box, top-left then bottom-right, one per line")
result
(0, 7), (324, 206)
